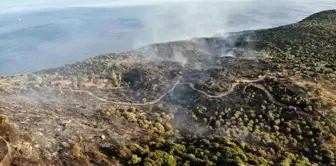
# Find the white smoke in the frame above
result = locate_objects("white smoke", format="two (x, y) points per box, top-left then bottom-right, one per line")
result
(0, 0), (335, 75)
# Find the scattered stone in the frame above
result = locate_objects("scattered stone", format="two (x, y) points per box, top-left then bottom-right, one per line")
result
(61, 142), (69, 148)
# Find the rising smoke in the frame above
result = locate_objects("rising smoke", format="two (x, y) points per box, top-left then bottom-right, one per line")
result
(0, 0), (335, 75)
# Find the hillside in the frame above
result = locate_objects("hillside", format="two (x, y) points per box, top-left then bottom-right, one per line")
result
(0, 10), (335, 165)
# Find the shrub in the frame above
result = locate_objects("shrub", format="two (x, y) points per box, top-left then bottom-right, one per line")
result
(128, 154), (142, 165)
(0, 79), (13, 92)
(143, 150), (177, 166)
(119, 146), (133, 158)
(0, 114), (10, 125)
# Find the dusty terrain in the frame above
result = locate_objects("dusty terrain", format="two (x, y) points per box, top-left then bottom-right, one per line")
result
(0, 10), (335, 166)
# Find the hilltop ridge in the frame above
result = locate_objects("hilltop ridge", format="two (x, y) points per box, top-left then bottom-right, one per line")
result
(299, 9), (336, 25)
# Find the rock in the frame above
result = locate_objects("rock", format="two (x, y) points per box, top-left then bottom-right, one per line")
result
(61, 142), (69, 148)
(101, 135), (106, 140)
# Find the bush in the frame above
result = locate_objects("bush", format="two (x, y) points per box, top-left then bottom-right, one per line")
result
(128, 154), (142, 165)
(143, 150), (177, 166)
(119, 146), (132, 158)
(0, 114), (10, 125)
(0, 79), (13, 92)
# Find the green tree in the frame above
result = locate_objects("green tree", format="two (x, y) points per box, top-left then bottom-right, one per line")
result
(143, 150), (177, 166)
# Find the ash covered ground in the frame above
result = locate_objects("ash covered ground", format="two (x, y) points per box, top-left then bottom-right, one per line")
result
(0, 10), (336, 166)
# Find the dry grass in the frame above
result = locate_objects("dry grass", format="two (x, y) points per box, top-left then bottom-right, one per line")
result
(0, 79), (12, 93)
(294, 80), (336, 112)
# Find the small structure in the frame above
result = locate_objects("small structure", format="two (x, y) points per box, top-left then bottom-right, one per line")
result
(51, 80), (72, 86)
(97, 83), (107, 89)
(83, 82), (95, 87)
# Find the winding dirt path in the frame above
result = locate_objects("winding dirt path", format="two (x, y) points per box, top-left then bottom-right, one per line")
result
(182, 76), (269, 98)
(67, 76), (181, 106)
(247, 83), (308, 115)
(184, 76), (309, 116)
(66, 75), (271, 105)
(65, 74), (303, 114)
(248, 83), (289, 109)
(61, 74), (320, 129)
(183, 82), (238, 98)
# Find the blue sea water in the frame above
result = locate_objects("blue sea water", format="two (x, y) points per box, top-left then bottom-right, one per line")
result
(0, 1), (334, 75)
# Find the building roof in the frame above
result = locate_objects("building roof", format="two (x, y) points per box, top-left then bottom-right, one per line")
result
(83, 82), (95, 87)
(97, 83), (107, 89)
(51, 80), (72, 86)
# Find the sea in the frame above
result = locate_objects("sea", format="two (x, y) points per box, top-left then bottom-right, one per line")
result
(0, 1), (335, 75)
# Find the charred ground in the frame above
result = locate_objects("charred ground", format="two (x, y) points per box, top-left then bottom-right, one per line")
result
(0, 10), (335, 166)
